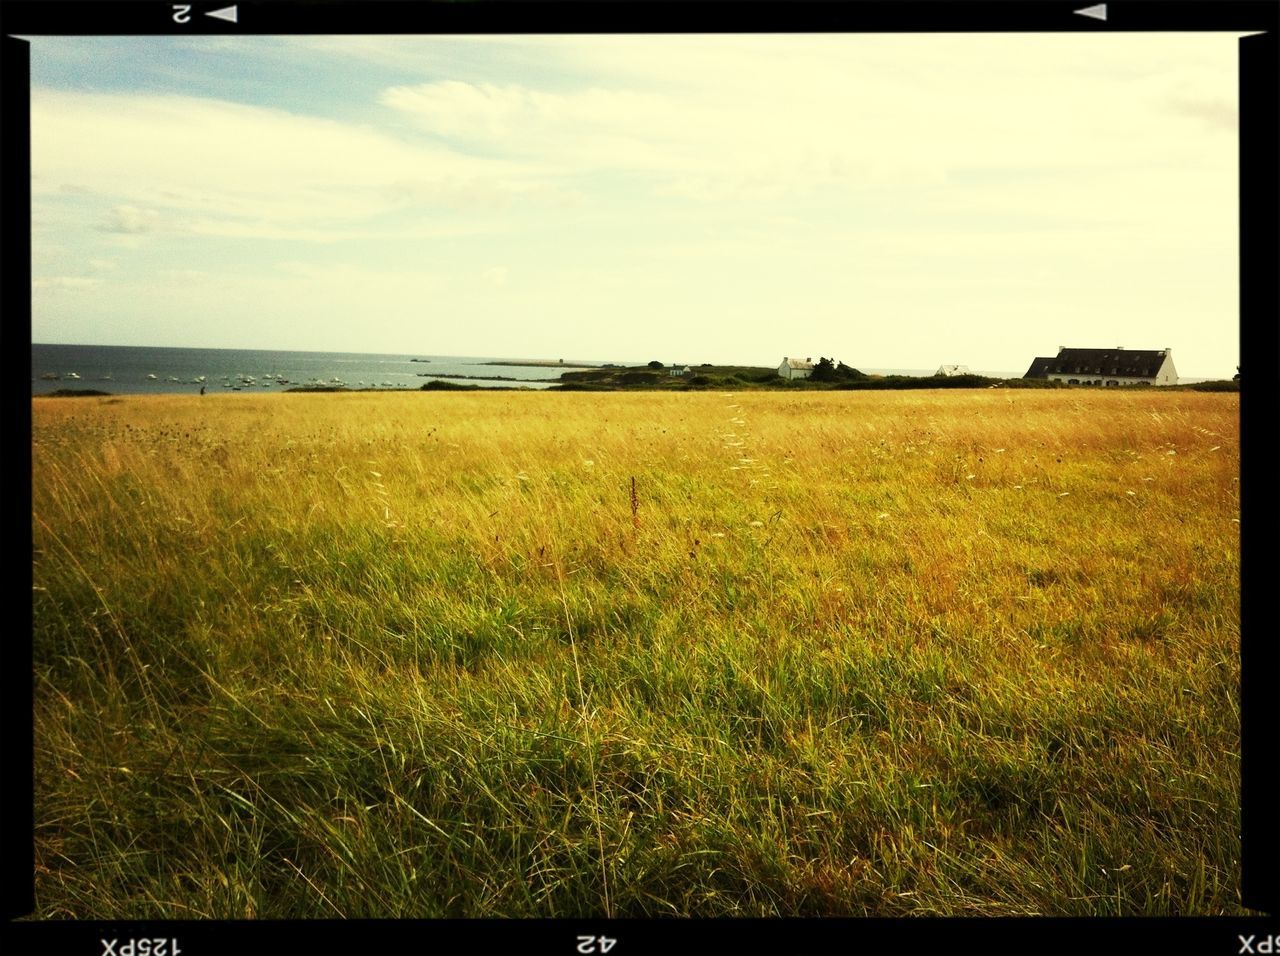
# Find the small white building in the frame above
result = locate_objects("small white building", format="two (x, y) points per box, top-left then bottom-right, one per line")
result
(670, 365), (691, 377)
(778, 356), (814, 380)
(936, 365), (971, 377)
(1024, 347), (1178, 386)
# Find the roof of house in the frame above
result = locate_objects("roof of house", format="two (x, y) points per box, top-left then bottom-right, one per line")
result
(1024, 348), (1170, 379)
(936, 364), (970, 375)
(781, 357), (814, 370)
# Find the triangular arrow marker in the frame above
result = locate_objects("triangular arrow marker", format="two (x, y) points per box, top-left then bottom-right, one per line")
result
(206, 5), (238, 23)
(1074, 3), (1107, 20)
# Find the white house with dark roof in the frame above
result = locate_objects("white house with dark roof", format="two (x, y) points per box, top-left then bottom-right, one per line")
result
(936, 364), (971, 377)
(1023, 347), (1177, 386)
(777, 356), (814, 380)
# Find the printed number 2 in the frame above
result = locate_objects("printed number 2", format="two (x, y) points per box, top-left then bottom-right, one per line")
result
(172, 5), (192, 23)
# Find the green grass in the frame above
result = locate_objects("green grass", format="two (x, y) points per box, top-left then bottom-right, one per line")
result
(31, 389), (1241, 917)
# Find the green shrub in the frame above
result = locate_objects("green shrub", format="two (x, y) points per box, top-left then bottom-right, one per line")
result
(1186, 380), (1240, 392)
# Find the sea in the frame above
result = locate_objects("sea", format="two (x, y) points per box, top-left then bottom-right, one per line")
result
(30, 344), (613, 396)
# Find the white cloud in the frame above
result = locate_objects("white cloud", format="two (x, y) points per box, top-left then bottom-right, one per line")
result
(30, 89), (547, 241)
(33, 276), (100, 290)
(373, 33), (1239, 207)
(97, 205), (160, 234)
(380, 80), (672, 140)
(1164, 95), (1237, 131)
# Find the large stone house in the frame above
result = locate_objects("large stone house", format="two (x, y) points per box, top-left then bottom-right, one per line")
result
(1023, 347), (1177, 386)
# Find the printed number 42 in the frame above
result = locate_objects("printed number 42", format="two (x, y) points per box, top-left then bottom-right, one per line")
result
(577, 937), (616, 954)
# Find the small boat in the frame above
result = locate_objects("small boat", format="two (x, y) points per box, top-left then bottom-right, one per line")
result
(147, 374), (158, 380)
(66, 372), (81, 380)
(166, 376), (180, 383)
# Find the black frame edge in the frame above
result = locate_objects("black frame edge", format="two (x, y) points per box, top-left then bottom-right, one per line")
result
(2, 32), (36, 922)
(1238, 27), (1280, 918)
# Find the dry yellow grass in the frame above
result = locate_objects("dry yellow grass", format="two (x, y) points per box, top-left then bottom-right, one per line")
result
(32, 389), (1240, 917)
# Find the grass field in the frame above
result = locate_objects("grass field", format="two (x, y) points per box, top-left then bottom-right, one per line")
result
(31, 389), (1241, 917)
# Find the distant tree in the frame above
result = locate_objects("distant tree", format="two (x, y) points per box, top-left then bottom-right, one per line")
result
(810, 357), (838, 381)
(808, 357), (866, 383)
(647, 360), (664, 369)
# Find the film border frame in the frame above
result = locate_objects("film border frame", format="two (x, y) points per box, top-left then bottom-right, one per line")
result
(2, 2), (1276, 951)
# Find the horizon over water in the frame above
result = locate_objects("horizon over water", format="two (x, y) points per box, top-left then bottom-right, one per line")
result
(31, 343), (1222, 394)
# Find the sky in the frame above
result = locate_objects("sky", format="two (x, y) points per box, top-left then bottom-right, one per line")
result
(27, 33), (1243, 376)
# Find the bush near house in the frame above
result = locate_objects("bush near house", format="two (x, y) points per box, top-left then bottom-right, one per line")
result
(809, 357), (868, 383)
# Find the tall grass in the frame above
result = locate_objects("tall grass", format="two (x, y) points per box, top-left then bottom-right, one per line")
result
(31, 390), (1241, 916)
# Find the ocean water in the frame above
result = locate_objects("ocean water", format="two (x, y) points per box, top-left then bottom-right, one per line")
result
(30, 344), (615, 396)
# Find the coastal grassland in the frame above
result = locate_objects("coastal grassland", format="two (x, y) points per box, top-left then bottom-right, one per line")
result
(31, 389), (1241, 917)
